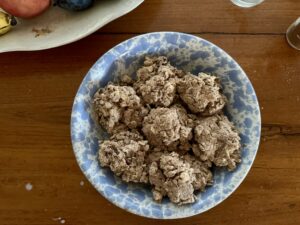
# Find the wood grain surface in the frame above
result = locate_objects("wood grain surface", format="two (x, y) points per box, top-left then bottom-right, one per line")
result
(101, 0), (300, 34)
(0, 1), (300, 225)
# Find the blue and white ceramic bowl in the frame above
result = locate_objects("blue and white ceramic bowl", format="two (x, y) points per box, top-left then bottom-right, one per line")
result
(71, 32), (261, 219)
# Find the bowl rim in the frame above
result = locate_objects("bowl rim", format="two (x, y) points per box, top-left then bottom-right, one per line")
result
(70, 31), (261, 219)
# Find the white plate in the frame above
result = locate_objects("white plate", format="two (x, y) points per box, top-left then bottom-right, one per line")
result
(0, 0), (143, 53)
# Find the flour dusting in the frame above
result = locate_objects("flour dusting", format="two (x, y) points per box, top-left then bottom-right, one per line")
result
(25, 183), (33, 191)
(52, 217), (66, 224)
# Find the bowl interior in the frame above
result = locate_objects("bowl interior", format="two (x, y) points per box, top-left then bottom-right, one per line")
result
(71, 32), (261, 219)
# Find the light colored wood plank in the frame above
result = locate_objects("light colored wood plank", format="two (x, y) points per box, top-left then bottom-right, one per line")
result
(0, 34), (299, 225)
(100, 0), (300, 34)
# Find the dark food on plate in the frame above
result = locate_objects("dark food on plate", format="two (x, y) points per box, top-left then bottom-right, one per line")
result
(94, 56), (242, 205)
(53, 0), (94, 11)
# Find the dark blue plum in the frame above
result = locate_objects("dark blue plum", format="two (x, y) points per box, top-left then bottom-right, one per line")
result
(54, 0), (94, 11)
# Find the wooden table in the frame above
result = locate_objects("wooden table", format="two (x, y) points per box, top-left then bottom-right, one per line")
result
(1, 1), (300, 224)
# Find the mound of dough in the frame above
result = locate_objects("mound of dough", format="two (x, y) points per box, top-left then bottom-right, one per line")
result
(149, 152), (196, 205)
(134, 56), (185, 107)
(142, 107), (192, 152)
(98, 131), (150, 183)
(182, 154), (213, 191)
(93, 84), (148, 134)
(192, 114), (241, 171)
(177, 73), (226, 115)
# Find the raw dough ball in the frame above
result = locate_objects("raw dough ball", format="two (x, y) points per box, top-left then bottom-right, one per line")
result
(170, 104), (194, 152)
(149, 152), (196, 204)
(93, 84), (148, 134)
(142, 107), (179, 147)
(183, 154), (213, 191)
(142, 107), (192, 152)
(98, 131), (150, 183)
(134, 56), (185, 107)
(177, 73), (227, 115)
(192, 114), (241, 171)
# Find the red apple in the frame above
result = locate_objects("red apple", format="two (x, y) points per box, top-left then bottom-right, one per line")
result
(0, 0), (51, 19)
